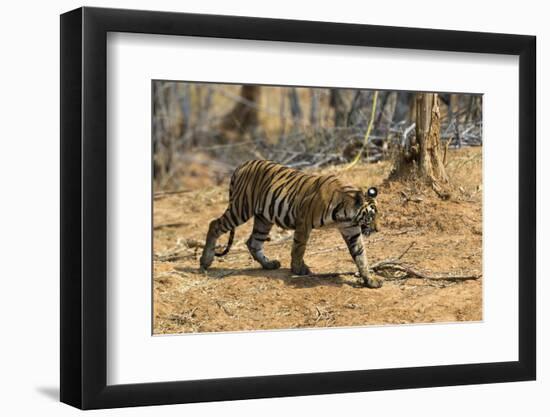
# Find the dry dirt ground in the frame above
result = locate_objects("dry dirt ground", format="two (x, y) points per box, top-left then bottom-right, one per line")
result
(153, 147), (482, 334)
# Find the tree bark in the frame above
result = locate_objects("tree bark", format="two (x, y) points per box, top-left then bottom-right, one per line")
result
(416, 93), (451, 198)
(391, 92), (451, 199)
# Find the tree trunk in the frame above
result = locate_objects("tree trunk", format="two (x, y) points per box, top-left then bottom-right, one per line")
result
(394, 92), (412, 122)
(220, 85), (260, 134)
(407, 93), (417, 125)
(309, 88), (320, 127)
(377, 91), (397, 135)
(466, 95), (482, 123)
(346, 90), (372, 127)
(330, 89), (347, 127)
(279, 88), (287, 137)
(197, 85), (213, 132)
(449, 94), (462, 148)
(416, 93), (451, 198)
(392, 93), (451, 199)
(288, 88), (303, 129)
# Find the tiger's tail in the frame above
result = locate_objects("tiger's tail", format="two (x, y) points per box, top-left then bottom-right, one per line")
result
(214, 228), (235, 257)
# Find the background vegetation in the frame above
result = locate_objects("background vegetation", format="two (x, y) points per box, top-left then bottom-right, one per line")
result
(152, 82), (482, 191)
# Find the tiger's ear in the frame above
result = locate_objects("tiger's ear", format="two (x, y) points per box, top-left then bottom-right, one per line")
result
(366, 187), (378, 199)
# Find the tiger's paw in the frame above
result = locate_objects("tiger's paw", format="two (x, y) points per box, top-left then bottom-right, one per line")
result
(199, 251), (214, 273)
(199, 261), (210, 274)
(291, 263), (312, 276)
(263, 259), (281, 270)
(363, 276), (383, 289)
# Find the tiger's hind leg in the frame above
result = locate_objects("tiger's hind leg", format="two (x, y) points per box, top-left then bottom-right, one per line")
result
(200, 205), (249, 271)
(246, 215), (281, 270)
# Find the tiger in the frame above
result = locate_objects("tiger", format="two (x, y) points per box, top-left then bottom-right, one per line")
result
(199, 160), (382, 288)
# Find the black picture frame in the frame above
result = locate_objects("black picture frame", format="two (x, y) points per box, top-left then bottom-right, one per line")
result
(60, 6), (536, 410)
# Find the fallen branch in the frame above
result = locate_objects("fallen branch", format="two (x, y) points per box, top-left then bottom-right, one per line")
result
(290, 265), (480, 282)
(290, 242), (480, 283)
(371, 260), (481, 282)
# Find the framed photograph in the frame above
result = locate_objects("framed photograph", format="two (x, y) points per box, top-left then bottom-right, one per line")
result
(60, 6), (536, 409)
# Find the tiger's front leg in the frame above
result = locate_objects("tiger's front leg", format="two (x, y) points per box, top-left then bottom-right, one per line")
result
(247, 216), (281, 270)
(339, 224), (382, 288)
(290, 222), (312, 276)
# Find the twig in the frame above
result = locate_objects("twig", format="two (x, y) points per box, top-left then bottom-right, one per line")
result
(154, 189), (192, 200)
(215, 301), (233, 316)
(315, 306), (323, 322)
(153, 222), (189, 230)
(397, 242), (415, 260)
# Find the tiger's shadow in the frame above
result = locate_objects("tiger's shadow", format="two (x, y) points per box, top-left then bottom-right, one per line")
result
(174, 266), (362, 289)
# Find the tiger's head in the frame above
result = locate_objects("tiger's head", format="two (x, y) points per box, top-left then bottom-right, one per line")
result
(353, 187), (379, 236)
